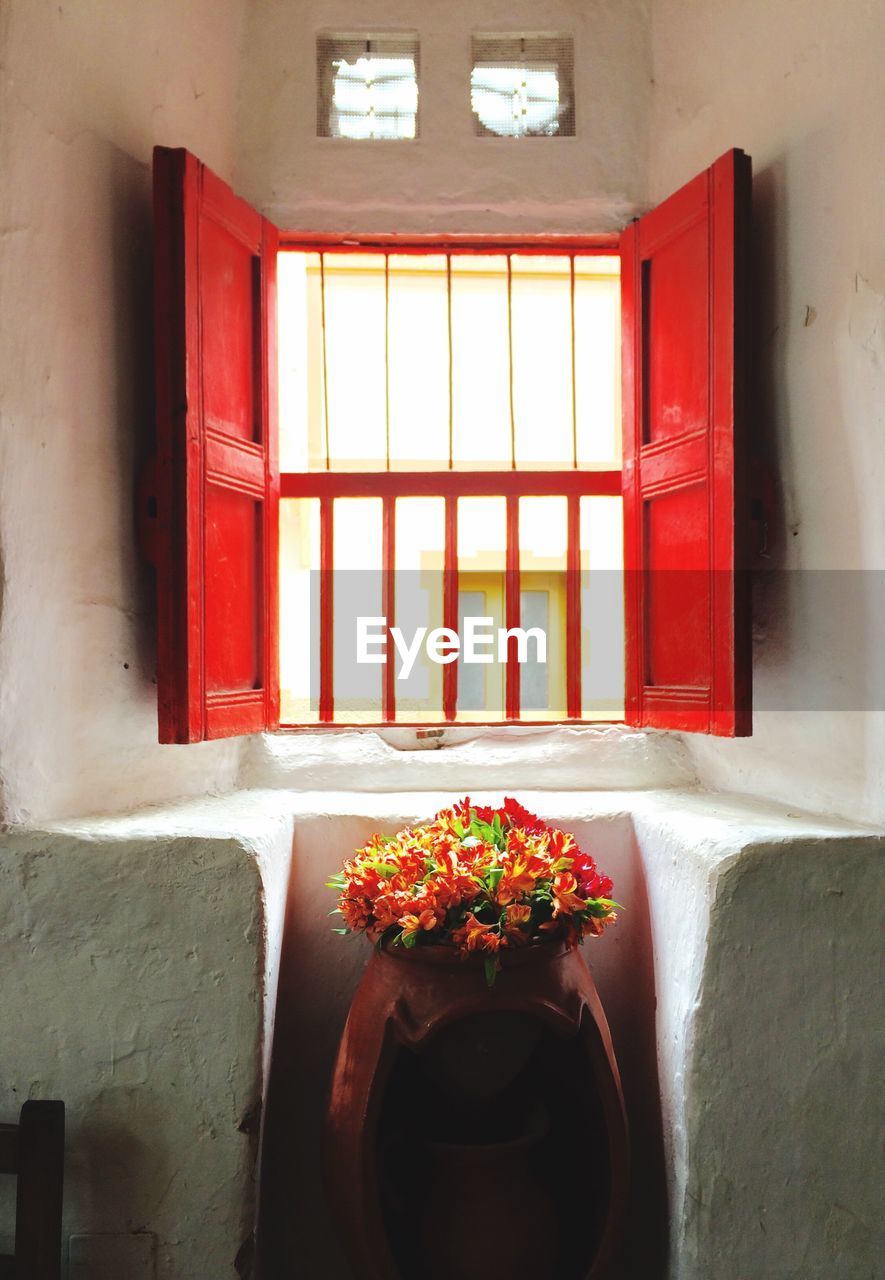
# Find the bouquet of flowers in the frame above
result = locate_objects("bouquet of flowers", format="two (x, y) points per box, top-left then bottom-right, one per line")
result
(328, 797), (619, 984)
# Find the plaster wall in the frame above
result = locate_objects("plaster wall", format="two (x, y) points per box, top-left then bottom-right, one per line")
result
(257, 790), (883, 1280)
(629, 791), (884, 1280)
(0, 788), (879, 1279)
(0, 0), (249, 825)
(0, 793), (295, 1280)
(649, 0), (885, 824)
(257, 793), (667, 1279)
(235, 0), (651, 232)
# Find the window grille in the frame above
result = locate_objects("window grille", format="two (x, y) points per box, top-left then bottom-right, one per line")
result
(278, 248), (622, 726)
(470, 35), (575, 138)
(317, 33), (419, 139)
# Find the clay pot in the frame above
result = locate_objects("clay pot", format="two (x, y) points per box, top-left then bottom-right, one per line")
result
(418, 1107), (556, 1280)
(325, 938), (628, 1280)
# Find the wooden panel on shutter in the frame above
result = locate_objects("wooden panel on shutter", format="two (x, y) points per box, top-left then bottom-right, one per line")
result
(621, 148), (752, 735)
(146, 147), (279, 742)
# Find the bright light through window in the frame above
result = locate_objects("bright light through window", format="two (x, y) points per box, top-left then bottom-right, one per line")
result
(471, 64), (561, 138)
(318, 35), (419, 139)
(277, 246), (623, 726)
(277, 252), (621, 472)
(471, 35), (575, 138)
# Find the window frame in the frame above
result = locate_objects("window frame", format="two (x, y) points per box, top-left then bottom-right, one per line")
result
(277, 232), (623, 730)
(146, 145), (752, 744)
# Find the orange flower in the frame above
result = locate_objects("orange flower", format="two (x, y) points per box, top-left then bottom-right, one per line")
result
(506, 903), (531, 926)
(452, 912), (496, 952)
(547, 828), (577, 862)
(339, 895), (371, 931)
(399, 908), (439, 937)
(582, 912), (616, 938)
(331, 798), (617, 962)
(503, 902), (532, 944)
(551, 872), (586, 917)
(496, 857), (540, 905)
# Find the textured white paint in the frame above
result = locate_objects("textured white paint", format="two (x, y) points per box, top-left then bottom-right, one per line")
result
(629, 791), (885, 1280)
(1, 788), (880, 1278)
(258, 788), (884, 1279)
(0, 6), (882, 1278)
(0, 0), (249, 825)
(235, 0), (651, 233)
(1, 0), (882, 838)
(0, 792), (294, 1280)
(242, 724), (697, 792)
(649, 0), (885, 825)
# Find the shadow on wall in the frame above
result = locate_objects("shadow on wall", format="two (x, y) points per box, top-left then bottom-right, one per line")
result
(256, 811), (668, 1280)
(750, 150), (884, 725)
(109, 144), (157, 690)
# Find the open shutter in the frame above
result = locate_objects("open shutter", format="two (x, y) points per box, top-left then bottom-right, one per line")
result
(621, 148), (752, 736)
(146, 147), (280, 742)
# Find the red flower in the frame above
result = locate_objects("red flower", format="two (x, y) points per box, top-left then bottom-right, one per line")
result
(331, 797), (618, 956)
(502, 797), (548, 833)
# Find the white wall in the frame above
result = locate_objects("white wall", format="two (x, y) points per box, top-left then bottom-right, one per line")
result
(258, 789), (883, 1280)
(0, 0), (249, 824)
(3, 0), (883, 832)
(649, 0), (885, 824)
(235, 0), (651, 232)
(0, 793), (295, 1280)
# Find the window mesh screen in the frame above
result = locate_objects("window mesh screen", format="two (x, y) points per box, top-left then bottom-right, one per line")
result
(317, 33), (419, 139)
(471, 34), (575, 138)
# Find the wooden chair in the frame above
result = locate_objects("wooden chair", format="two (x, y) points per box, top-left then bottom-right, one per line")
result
(0, 1102), (64, 1280)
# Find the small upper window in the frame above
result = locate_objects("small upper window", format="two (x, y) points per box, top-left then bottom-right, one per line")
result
(317, 33), (419, 139)
(471, 35), (575, 138)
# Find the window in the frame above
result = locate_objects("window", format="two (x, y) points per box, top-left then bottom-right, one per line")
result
(470, 35), (575, 138)
(276, 249), (622, 725)
(143, 147), (752, 743)
(317, 34), (419, 139)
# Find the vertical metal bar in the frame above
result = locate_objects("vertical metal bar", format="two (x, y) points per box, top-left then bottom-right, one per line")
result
(382, 495), (396, 722)
(447, 253), (454, 470)
(319, 252), (331, 471)
(384, 253), (391, 471)
(566, 493), (582, 718)
(507, 253), (516, 469)
(443, 495), (458, 720)
(570, 253), (578, 470)
(319, 496), (334, 721)
(505, 494), (520, 719)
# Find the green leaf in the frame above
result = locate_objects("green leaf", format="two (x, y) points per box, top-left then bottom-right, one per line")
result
(331, 927), (351, 936)
(402, 930), (418, 949)
(483, 956), (498, 988)
(469, 818), (496, 844)
(372, 861), (400, 879)
(487, 866), (504, 893)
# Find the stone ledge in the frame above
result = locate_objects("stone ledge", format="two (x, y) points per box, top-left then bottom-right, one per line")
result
(0, 800), (295, 1280)
(1, 788), (881, 1279)
(240, 724), (698, 793)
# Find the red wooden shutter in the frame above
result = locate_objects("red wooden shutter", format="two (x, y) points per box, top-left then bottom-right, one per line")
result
(146, 147), (280, 742)
(621, 148), (752, 736)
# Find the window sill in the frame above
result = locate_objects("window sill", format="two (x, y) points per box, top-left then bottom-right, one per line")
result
(240, 722), (697, 793)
